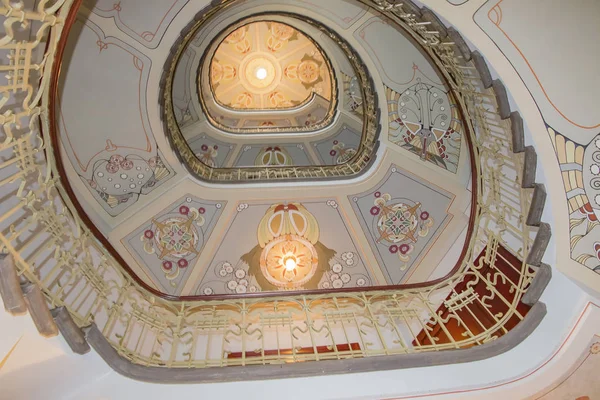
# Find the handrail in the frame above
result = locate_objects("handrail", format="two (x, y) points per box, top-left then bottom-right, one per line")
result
(0, 0), (548, 376)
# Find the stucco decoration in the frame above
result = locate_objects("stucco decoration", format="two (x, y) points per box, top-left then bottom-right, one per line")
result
(196, 201), (373, 295)
(208, 21), (332, 111)
(88, 0), (189, 49)
(123, 195), (225, 295)
(58, 20), (174, 217)
(551, 128), (600, 275)
(350, 165), (454, 284)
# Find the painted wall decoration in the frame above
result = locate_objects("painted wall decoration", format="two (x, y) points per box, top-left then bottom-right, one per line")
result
(182, 134), (234, 168)
(550, 127), (600, 275)
(233, 144), (314, 167)
(475, 0), (600, 143)
(58, 20), (174, 217)
(89, 0), (189, 49)
(208, 21), (332, 110)
(350, 165), (453, 284)
(534, 335), (600, 399)
(354, 17), (463, 173)
(196, 200), (373, 295)
(123, 195), (225, 295)
(387, 82), (462, 173)
(312, 125), (361, 165)
(475, 1), (600, 285)
(86, 151), (173, 216)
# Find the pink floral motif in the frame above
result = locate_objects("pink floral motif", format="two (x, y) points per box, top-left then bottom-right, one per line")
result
(106, 162), (119, 173)
(120, 159), (134, 170)
(178, 259), (189, 268)
(162, 261), (173, 270)
(399, 243), (413, 255)
(144, 230), (154, 239)
(109, 155), (125, 164)
(179, 206), (190, 215)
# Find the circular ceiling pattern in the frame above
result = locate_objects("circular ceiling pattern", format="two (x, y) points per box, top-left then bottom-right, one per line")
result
(208, 21), (333, 110)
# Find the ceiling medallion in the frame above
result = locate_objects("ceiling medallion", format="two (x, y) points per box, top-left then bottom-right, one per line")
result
(256, 203), (321, 289)
(260, 235), (319, 288)
(207, 20), (332, 111)
(239, 52), (281, 94)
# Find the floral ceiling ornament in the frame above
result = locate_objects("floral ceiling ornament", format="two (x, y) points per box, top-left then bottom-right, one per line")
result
(387, 76), (462, 173)
(88, 152), (171, 212)
(330, 140), (357, 164)
(241, 203), (334, 290)
(254, 146), (293, 166)
(140, 205), (206, 285)
(371, 193), (434, 270)
(207, 20), (332, 111)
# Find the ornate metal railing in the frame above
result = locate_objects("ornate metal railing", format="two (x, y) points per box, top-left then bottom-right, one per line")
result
(0, 0), (546, 374)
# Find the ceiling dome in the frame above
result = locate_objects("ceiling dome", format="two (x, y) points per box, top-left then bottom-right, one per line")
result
(208, 21), (333, 111)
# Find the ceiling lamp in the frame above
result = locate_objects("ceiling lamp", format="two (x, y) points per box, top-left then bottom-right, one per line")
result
(284, 256), (297, 271)
(255, 67), (267, 80)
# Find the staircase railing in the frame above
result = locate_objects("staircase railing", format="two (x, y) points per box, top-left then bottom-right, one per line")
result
(0, 0), (550, 380)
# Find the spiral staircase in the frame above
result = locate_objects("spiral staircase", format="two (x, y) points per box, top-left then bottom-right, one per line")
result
(0, 0), (599, 399)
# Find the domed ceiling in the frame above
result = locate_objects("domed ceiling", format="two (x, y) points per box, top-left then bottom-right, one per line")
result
(208, 21), (333, 111)
(56, 0), (474, 298)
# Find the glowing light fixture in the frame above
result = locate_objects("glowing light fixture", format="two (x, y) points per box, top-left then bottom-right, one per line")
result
(255, 67), (268, 80)
(284, 257), (297, 271)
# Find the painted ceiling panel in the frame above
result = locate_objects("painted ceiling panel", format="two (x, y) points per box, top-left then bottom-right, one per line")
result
(123, 195), (226, 295)
(195, 200), (375, 295)
(58, 19), (175, 217)
(350, 165), (455, 284)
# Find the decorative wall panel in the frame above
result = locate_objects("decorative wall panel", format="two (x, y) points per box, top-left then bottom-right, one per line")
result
(350, 165), (454, 284)
(550, 128), (600, 275)
(123, 195), (225, 295)
(233, 144), (314, 167)
(88, 0), (189, 49)
(195, 200), (374, 294)
(312, 125), (362, 165)
(58, 20), (174, 216)
(355, 17), (463, 173)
